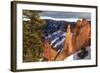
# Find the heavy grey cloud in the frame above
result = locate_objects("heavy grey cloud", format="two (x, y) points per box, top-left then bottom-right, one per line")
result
(40, 11), (91, 21)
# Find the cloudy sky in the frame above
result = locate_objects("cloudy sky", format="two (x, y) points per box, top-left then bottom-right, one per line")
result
(39, 11), (91, 21)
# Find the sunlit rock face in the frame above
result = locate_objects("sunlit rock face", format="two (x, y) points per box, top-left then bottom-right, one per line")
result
(43, 18), (91, 61)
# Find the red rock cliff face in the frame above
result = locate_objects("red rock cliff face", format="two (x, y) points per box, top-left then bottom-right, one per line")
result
(43, 18), (91, 61)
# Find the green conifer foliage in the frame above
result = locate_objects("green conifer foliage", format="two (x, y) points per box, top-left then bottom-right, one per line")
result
(23, 10), (46, 62)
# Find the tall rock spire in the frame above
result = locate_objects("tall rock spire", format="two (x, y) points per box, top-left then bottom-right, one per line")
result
(64, 25), (73, 53)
